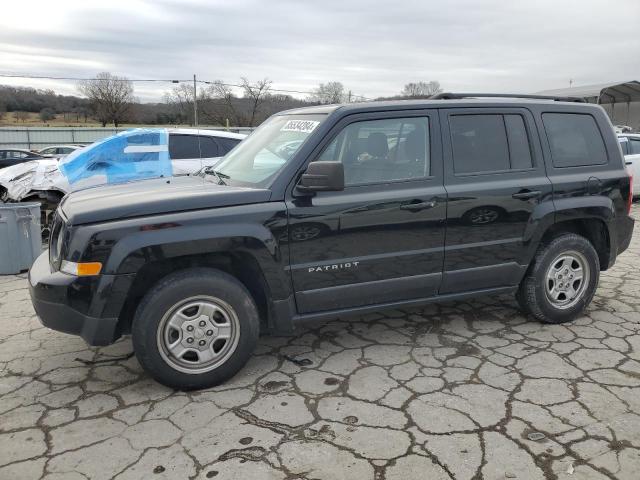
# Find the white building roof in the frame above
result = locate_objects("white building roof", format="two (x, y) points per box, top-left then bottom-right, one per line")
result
(537, 81), (640, 104)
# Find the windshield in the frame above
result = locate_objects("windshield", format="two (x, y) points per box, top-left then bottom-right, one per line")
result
(213, 114), (326, 186)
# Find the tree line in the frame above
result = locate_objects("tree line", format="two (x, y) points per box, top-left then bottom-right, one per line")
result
(0, 73), (442, 127)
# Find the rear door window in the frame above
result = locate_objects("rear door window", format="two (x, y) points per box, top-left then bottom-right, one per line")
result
(169, 134), (200, 159)
(504, 114), (533, 170)
(450, 114), (536, 174)
(542, 113), (608, 167)
(630, 138), (640, 155)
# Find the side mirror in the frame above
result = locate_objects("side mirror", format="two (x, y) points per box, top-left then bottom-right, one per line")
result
(297, 161), (344, 192)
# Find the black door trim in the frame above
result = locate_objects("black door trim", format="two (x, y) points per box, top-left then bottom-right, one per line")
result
(440, 262), (527, 293)
(293, 285), (517, 325)
(296, 272), (442, 313)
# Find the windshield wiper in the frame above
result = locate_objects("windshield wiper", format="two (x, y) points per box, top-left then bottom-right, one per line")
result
(202, 166), (230, 185)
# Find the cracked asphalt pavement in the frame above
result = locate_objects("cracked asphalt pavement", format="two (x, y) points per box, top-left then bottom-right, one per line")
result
(1, 207), (640, 480)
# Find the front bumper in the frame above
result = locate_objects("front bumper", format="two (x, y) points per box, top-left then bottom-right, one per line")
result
(28, 250), (134, 346)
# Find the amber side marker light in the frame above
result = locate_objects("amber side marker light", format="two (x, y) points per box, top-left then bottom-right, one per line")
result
(60, 261), (103, 276)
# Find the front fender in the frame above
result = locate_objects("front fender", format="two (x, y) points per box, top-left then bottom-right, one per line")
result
(69, 203), (292, 300)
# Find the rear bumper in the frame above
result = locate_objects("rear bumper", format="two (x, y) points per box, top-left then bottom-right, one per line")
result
(616, 214), (635, 257)
(28, 250), (134, 346)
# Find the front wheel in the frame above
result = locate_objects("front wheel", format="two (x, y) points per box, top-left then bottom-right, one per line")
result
(517, 234), (599, 324)
(132, 268), (259, 390)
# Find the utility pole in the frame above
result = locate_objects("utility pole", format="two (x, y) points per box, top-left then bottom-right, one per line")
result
(193, 74), (198, 127)
(348, 90), (352, 103)
(569, 79), (573, 88)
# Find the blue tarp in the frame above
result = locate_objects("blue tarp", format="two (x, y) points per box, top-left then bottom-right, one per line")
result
(59, 129), (172, 185)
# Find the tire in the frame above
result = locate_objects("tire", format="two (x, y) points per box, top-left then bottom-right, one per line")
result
(517, 234), (599, 324)
(132, 267), (260, 390)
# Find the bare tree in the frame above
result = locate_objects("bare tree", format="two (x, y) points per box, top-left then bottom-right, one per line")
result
(241, 77), (272, 127)
(78, 72), (134, 127)
(199, 81), (244, 126)
(310, 81), (345, 104)
(164, 83), (195, 125)
(14, 111), (29, 122)
(74, 106), (92, 123)
(401, 81), (442, 98)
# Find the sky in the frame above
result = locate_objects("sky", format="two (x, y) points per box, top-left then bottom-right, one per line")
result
(0, 0), (638, 102)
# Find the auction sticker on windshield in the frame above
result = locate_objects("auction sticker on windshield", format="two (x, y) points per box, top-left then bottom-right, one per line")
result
(281, 120), (320, 133)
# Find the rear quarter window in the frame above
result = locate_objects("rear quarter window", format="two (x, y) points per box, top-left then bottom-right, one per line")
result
(619, 138), (630, 155)
(542, 113), (608, 168)
(217, 137), (241, 155)
(198, 136), (219, 158)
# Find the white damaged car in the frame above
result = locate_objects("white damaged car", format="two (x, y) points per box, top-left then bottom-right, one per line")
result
(0, 128), (246, 212)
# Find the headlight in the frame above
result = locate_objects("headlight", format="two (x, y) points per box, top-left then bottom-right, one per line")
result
(49, 214), (65, 270)
(60, 260), (102, 276)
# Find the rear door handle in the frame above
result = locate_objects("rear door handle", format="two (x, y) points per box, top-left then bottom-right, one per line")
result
(400, 200), (437, 211)
(512, 190), (541, 200)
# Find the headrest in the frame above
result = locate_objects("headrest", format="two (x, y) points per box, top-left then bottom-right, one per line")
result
(367, 132), (389, 158)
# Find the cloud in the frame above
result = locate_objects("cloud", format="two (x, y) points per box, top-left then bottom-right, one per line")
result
(0, 0), (638, 101)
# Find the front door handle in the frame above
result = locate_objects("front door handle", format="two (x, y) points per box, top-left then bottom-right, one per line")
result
(400, 200), (437, 211)
(512, 190), (541, 200)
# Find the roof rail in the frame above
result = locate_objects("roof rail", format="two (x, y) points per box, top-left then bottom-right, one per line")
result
(429, 92), (586, 103)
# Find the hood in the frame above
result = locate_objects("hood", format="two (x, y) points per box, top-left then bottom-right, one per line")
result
(60, 175), (271, 225)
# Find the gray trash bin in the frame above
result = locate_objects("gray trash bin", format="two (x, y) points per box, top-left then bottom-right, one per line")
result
(0, 202), (42, 274)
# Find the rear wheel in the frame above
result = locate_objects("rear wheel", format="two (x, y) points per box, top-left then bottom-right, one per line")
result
(517, 234), (599, 324)
(132, 268), (259, 390)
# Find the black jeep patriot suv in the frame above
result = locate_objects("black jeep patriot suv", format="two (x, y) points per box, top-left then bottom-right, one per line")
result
(29, 94), (635, 389)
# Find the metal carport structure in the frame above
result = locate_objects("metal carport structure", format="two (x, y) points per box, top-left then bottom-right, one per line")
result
(537, 80), (640, 128)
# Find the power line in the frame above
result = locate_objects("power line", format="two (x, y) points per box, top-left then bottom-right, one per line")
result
(0, 72), (371, 101)
(0, 73), (184, 82)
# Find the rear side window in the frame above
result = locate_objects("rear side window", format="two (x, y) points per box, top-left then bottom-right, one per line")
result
(504, 115), (533, 170)
(217, 137), (241, 155)
(169, 134), (200, 160)
(198, 136), (219, 157)
(630, 138), (640, 155)
(542, 113), (607, 168)
(450, 114), (533, 174)
(620, 138), (630, 155)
